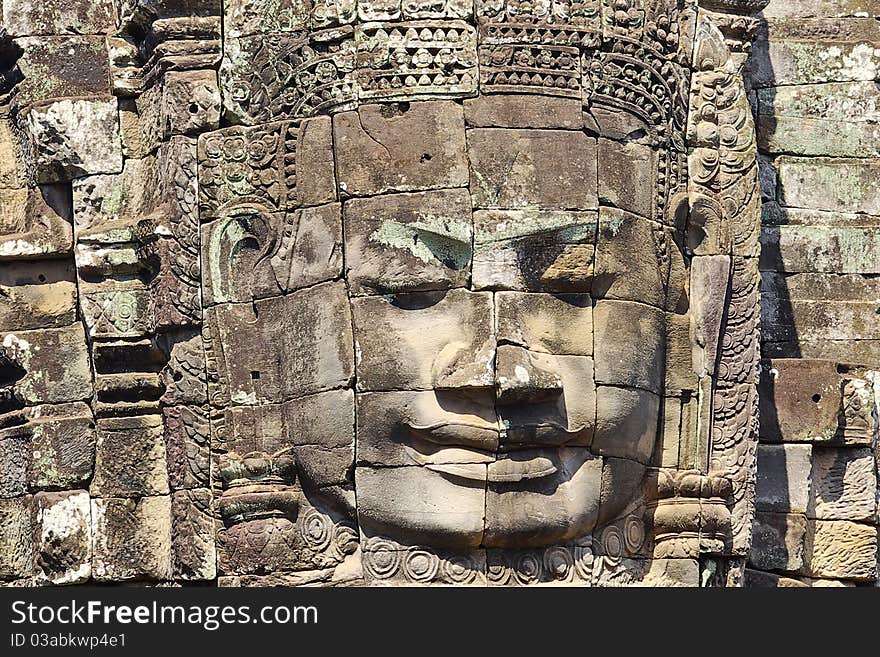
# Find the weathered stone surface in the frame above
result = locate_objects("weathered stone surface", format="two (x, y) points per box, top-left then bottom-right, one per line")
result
(205, 280), (354, 405)
(809, 448), (877, 522)
(91, 496), (172, 582)
(0, 324), (92, 405)
(805, 519), (877, 581)
(283, 389), (355, 490)
(20, 98), (123, 183)
(597, 140), (657, 219)
(356, 465), (486, 550)
(755, 444), (812, 513)
(750, 21), (880, 87)
(744, 568), (809, 587)
(593, 300), (665, 394)
(32, 491), (90, 585)
(763, 298), (880, 342)
(224, 0), (311, 36)
(91, 416), (169, 497)
(0, 434), (28, 498)
(592, 386), (660, 464)
(137, 70), (221, 146)
(164, 405), (210, 490)
(13, 37), (111, 105)
(485, 449), (602, 548)
(344, 189), (472, 294)
(334, 101), (468, 197)
(759, 359), (873, 445)
(172, 489), (216, 580)
(472, 209), (596, 291)
(0, 185), (73, 259)
(2, 0), (116, 36)
(762, 0), (880, 18)
(777, 157), (880, 214)
(0, 260), (77, 331)
(757, 82), (880, 157)
(28, 402), (96, 490)
(467, 129), (598, 210)
(463, 95), (583, 129)
(0, 496), (33, 580)
(749, 511), (807, 573)
(760, 225), (880, 273)
(352, 289), (494, 392)
(764, 271), (880, 302)
(593, 209), (675, 309)
(495, 292), (593, 356)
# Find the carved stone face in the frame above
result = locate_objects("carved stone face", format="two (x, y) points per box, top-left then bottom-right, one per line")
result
(198, 0), (762, 585)
(342, 98), (682, 550)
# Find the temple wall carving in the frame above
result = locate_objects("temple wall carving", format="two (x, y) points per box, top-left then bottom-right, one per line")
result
(0, 0), (876, 587)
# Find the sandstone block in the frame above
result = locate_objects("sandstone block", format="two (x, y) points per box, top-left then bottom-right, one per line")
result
(344, 189), (472, 294)
(805, 519), (877, 581)
(755, 444), (812, 513)
(472, 209), (596, 291)
(749, 511), (807, 573)
(33, 491), (90, 585)
(777, 157), (880, 214)
(1, 324), (92, 405)
(91, 416), (169, 497)
(333, 101), (468, 197)
(91, 496), (172, 581)
(0, 496), (33, 580)
(463, 94), (583, 129)
(352, 289), (494, 392)
(21, 98), (123, 183)
(468, 128), (598, 210)
(172, 489), (216, 580)
(593, 300), (665, 394)
(809, 447), (877, 522)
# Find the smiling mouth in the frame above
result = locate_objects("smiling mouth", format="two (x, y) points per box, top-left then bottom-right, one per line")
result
(405, 422), (581, 483)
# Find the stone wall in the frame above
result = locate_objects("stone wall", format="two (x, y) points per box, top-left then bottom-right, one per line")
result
(746, 0), (880, 586)
(0, 0), (877, 587)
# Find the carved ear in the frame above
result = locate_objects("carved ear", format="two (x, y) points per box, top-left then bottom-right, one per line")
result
(204, 205), (272, 304)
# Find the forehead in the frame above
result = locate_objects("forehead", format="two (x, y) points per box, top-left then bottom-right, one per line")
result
(199, 97), (680, 308)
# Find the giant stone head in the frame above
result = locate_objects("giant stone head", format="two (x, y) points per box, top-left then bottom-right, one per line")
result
(199, 0), (762, 586)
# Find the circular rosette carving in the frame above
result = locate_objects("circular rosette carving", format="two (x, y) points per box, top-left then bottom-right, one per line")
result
(573, 545), (593, 582)
(601, 526), (624, 564)
(487, 553), (513, 586)
(624, 515), (645, 553)
(403, 549), (440, 584)
(297, 507), (333, 552)
(332, 523), (359, 558)
(513, 552), (543, 586)
(363, 538), (400, 581)
(441, 554), (480, 585)
(542, 547), (574, 583)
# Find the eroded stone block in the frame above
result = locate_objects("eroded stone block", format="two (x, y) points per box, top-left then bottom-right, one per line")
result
(172, 489), (216, 580)
(334, 101), (468, 197)
(472, 209), (596, 291)
(20, 98), (123, 183)
(467, 128), (598, 210)
(593, 300), (665, 393)
(33, 491), (90, 585)
(352, 289), (494, 392)
(344, 189), (472, 294)
(92, 496), (172, 582)
(0, 324), (92, 405)
(805, 519), (877, 581)
(809, 447), (877, 522)
(91, 416), (169, 497)
(0, 496), (33, 580)
(749, 511), (807, 573)
(755, 444), (812, 513)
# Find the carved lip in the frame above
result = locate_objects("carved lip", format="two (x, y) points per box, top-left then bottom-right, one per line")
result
(408, 420), (582, 450)
(406, 426), (567, 483)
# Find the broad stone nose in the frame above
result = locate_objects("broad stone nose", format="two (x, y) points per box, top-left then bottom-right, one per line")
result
(494, 344), (563, 405)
